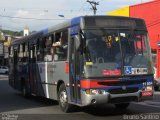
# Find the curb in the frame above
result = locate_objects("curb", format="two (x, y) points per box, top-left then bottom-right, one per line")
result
(145, 101), (160, 105)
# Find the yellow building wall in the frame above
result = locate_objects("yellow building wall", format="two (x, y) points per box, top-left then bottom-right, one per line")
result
(107, 6), (130, 17)
(4, 38), (11, 47)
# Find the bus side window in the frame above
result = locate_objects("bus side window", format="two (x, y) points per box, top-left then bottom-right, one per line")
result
(37, 39), (42, 61)
(53, 30), (68, 61)
(9, 46), (14, 63)
(13, 47), (18, 64)
(22, 43), (25, 62)
(24, 43), (29, 61)
(36, 38), (44, 61)
(43, 36), (54, 62)
(17, 45), (20, 62)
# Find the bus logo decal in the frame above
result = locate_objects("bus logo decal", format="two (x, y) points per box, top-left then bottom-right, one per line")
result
(124, 66), (132, 75)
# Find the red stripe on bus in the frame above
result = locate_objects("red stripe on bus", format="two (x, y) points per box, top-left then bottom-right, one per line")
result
(80, 79), (119, 89)
(65, 62), (69, 74)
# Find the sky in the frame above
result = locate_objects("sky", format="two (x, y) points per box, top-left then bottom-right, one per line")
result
(0, 0), (152, 31)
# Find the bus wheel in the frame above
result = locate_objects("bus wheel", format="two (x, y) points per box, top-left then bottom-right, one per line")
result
(58, 83), (72, 112)
(115, 103), (130, 109)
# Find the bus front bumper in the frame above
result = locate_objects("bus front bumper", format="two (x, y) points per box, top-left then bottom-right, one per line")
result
(80, 90), (153, 106)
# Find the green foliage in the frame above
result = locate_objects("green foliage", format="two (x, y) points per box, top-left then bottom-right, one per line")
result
(1, 30), (23, 36)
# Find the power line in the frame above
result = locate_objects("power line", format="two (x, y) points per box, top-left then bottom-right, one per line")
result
(147, 21), (160, 28)
(0, 8), (93, 13)
(78, 1), (89, 12)
(0, 14), (69, 21)
(87, 0), (99, 15)
(146, 18), (160, 27)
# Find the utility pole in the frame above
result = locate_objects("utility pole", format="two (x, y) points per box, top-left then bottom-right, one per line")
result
(87, 0), (99, 15)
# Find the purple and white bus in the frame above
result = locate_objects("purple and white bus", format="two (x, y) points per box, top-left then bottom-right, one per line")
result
(9, 16), (154, 112)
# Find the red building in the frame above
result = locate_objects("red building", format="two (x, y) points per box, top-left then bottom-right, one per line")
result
(130, 0), (160, 50)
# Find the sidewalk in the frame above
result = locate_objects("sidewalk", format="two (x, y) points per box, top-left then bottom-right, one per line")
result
(0, 74), (8, 80)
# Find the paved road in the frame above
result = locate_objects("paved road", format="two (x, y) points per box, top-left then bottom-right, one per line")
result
(0, 75), (160, 120)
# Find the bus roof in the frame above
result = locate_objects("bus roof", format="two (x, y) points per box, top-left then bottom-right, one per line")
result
(11, 15), (146, 46)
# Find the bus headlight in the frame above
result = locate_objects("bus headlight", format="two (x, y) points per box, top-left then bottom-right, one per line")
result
(142, 85), (153, 91)
(85, 89), (106, 95)
(91, 89), (99, 95)
(145, 86), (153, 91)
(98, 90), (106, 94)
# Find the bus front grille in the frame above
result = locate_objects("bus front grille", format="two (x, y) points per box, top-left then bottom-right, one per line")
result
(98, 79), (146, 86)
(109, 96), (138, 103)
(108, 87), (139, 94)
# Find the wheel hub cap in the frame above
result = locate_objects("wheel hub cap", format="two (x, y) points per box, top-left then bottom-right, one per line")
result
(60, 90), (67, 107)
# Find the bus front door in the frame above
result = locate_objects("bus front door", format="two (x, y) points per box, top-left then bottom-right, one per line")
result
(69, 37), (81, 104)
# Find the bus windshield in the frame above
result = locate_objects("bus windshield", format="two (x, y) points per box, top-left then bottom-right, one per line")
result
(83, 29), (153, 78)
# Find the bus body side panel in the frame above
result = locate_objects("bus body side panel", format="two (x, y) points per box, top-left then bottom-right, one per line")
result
(37, 62), (50, 98)
(51, 61), (69, 100)
(35, 63), (45, 97)
(36, 61), (69, 100)
(8, 62), (15, 88)
(17, 62), (28, 90)
(47, 62), (60, 100)
(9, 62), (29, 92)
(12, 63), (22, 91)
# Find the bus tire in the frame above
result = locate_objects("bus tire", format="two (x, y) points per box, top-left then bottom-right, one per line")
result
(115, 103), (130, 109)
(58, 83), (72, 112)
